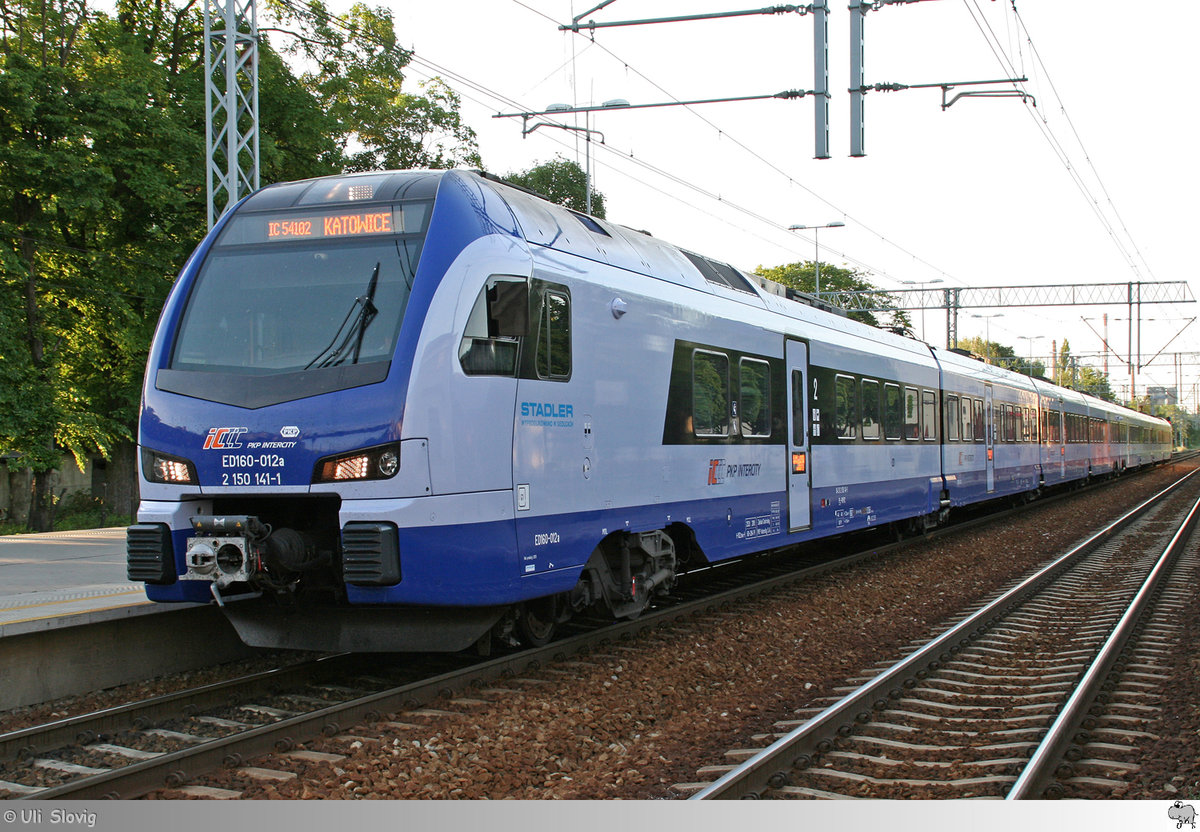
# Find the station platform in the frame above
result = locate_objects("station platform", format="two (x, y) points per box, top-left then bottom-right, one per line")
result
(0, 527), (153, 635)
(0, 528), (262, 711)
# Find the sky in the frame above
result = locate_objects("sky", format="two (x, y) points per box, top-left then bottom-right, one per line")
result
(361, 0), (1196, 404)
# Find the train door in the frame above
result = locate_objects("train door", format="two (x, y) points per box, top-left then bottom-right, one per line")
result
(1058, 404), (1066, 478)
(985, 384), (995, 492)
(785, 339), (811, 531)
(512, 278), (576, 577)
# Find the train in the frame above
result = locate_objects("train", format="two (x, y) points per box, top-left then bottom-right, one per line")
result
(126, 169), (1173, 652)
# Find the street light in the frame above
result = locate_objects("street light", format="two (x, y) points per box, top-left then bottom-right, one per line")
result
(518, 99), (628, 216)
(898, 278), (944, 341)
(971, 313), (1004, 364)
(787, 221), (845, 299)
(1016, 335), (1045, 377)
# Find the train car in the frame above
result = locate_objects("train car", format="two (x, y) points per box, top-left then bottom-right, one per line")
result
(937, 349), (1043, 506)
(126, 168), (1172, 652)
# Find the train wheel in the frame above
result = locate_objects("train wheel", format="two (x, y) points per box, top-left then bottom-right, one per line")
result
(517, 601), (558, 647)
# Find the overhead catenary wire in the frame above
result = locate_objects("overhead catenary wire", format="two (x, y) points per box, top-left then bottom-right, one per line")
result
(962, 0), (1155, 285)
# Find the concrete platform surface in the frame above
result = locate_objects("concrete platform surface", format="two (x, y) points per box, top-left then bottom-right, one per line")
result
(0, 528), (264, 711)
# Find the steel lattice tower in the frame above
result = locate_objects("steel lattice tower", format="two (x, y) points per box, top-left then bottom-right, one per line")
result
(205, 0), (260, 229)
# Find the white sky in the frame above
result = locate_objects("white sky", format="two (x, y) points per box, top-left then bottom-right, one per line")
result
(364, 1), (1197, 402)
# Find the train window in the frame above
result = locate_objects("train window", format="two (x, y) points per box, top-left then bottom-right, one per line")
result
(459, 276), (527, 377)
(922, 391), (937, 441)
(961, 397), (973, 443)
(739, 359), (771, 438)
(861, 379), (881, 440)
(884, 383), (903, 440)
(974, 399), (984, 442)
(693, 351), (730, 437)
(535, 290), (571, 380)
(836, 375), (858, 439)
(945, 396), (960, 441)
(904, 387), (920, 440)
(791, 371), (804, 446)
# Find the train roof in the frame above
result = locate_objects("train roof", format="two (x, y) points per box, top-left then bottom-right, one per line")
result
(235, 169), (1169, 432)
(469, 172), (938, 366)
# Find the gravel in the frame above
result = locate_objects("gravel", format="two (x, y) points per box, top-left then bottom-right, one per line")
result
(5, 462), (1197, 800)
(173, 461), (1200, 799)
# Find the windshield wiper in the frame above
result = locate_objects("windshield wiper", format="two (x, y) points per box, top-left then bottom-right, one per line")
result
(304, 262), (381, 370)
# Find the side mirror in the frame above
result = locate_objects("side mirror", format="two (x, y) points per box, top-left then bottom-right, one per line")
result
(488, 280), (528, 338)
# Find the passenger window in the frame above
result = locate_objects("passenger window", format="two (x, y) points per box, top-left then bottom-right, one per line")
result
(791, 370), (805, 446)
(946, 395), (960, 441)
(974, 399), (984, 442)
(861, 379), (880, 440)
(459, 276), (527, 376)
(884, 383), (902, 440)
(904, 387), (920, 440)
(922, 391), (937, 441)
(535, 290), (571, 380)
(835, 375), (857, 439)
(739, 358), (771, 438)
(693, 351), (730, 437)
(961, 397), (973, 442)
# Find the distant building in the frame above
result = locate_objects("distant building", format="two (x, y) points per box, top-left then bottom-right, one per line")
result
(1148, 386), (1178, 407)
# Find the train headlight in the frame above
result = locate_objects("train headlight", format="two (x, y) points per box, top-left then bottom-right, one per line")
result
(377, 449), (400, 477)
(313, 443), (401, 483)
(142, 448), (197, 485)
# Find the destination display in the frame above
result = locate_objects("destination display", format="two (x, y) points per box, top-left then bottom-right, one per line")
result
(266, 211), (394, 240)
(218, 203), (429, 246)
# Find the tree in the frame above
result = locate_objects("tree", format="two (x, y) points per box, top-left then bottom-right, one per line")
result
(265, 0), (480, 171)
(955, 335), (1046, 377)
(754, 261), (910, 331)
(0, 0), (481, 529)
(0, 0), (157, 529)
(504, 157), (606, 218)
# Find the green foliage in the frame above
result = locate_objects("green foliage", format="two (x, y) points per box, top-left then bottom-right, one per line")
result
(754, 261), (910, 331)
(504, 157), (606, 218)
(267, 0), (480, 171)
(0, 0), (480, 528)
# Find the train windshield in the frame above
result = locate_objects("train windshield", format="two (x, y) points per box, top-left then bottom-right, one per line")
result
(170, 202), (429, 376)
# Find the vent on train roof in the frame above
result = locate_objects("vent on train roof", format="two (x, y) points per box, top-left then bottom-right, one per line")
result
(682, 251), (757, 295)
(570, 211), (611, 237)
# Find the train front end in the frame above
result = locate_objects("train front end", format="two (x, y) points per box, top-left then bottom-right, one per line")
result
(126, 170), (522, 652)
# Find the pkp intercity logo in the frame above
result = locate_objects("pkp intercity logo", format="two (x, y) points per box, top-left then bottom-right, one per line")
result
(202, 426), (247, 450)
(707, 458), (726, 486)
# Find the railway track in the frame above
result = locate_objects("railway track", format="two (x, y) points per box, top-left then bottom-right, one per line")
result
(692, 465), (1200, 799)
(0, 461), (1188, 800)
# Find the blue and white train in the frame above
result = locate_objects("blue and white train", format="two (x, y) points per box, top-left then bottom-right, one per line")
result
(126, 169), (1172, 651)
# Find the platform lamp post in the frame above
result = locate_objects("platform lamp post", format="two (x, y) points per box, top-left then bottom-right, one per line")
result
(512, 99), (629, 217)
(787, 221), (845, 299)
(898, 278), (943, 341)
(971, 313), (1004, 364)
(1017, 335), (1045, 377)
